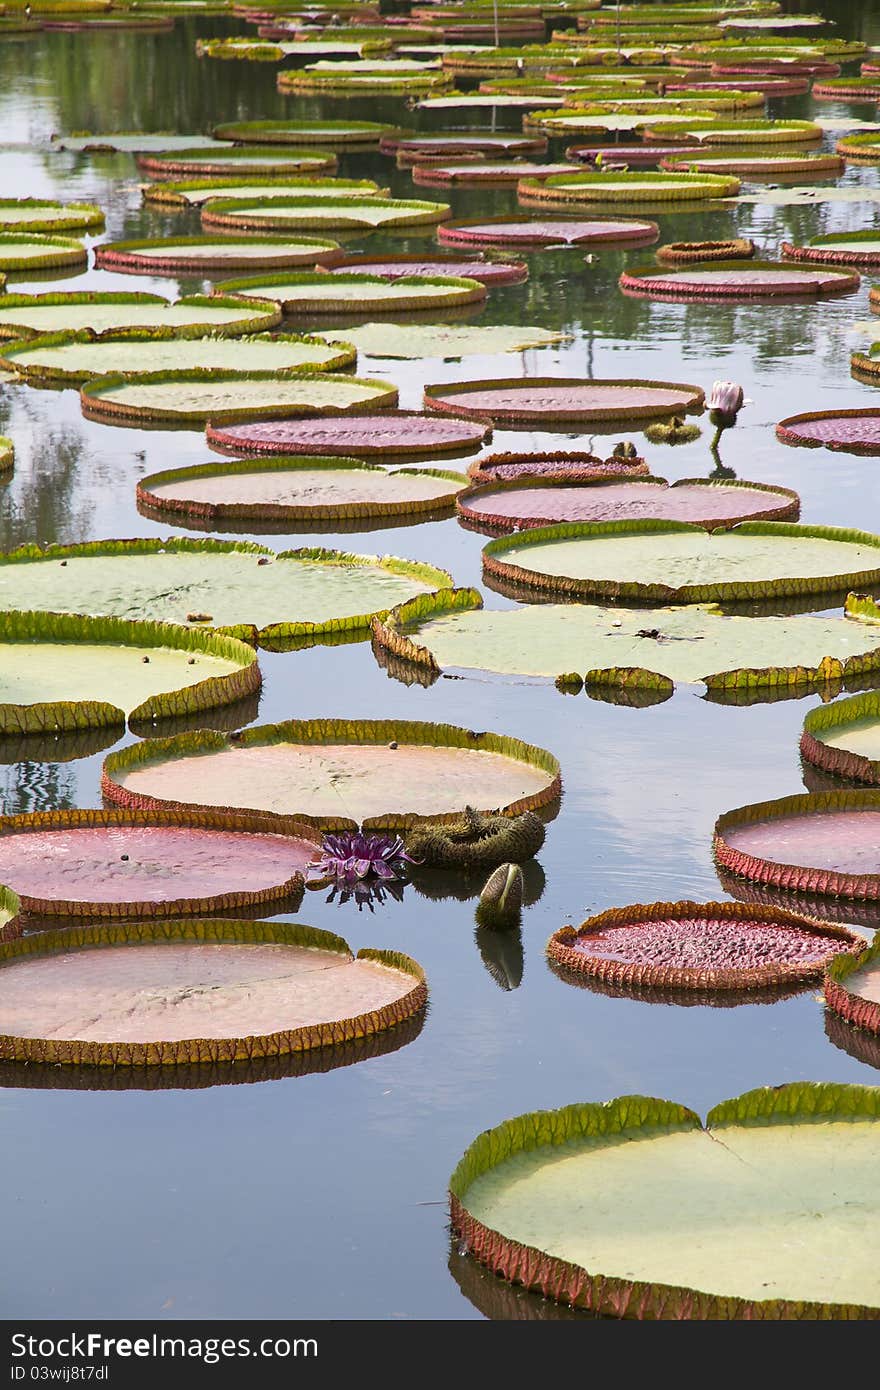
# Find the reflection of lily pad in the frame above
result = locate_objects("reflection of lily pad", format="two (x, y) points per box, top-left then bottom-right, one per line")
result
(548, 898), (860, 994)
(101, 718), (561, 830)
(449, 1083), (880, 1318)
(0, 919), (428, 1066)
(0, 537), (450, 644)
(0, 807), (319, 919)
(0, 292), (281, 340)
(373, 591), (880, 699)
(425, 377), (703, 424)
(2, 329), (355, 385)
(95, 235), (343, 274)
(215, 270), (486, 313)
(201, 195), (450, 232)
(136, 145), (339, 178)
(825, 934), (880, 1049)
(481, 520), (880, 603)
(0, 233), (87, 271)
(620, 259), (860, 299)
(714, 788), (880, 900)
(715, 868), (880, 936)
(211, 119), (400, 146)
(457, 476), (799, 533)
(80, 370), (397, 426)
(207, 410), (491, 459)
(437, 214), (659, 247)
(316, 321), (568, 358)
(0, 199), (104, 233)
(800, 691), (880, 785)
(0, 609), (260, 732)
(137, 456), (467, 525)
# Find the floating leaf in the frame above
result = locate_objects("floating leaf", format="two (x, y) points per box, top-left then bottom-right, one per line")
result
(661, 151), (843, 176)
(100, 718), (561, 830)
(214, 270), (486, 313)
(0, 537), (451, 644)
(143, 177), (380, 208)
(655, 237), (755, 264)
(0, 233), (87, 272)
(0, 808), (320, 919)
(324, 252), (528, 285)
(0, 292), (281, 340)
(207, 410), (491, 459)
(518, 170), (741, 202)
(0, 437), (12, 475)
(620, 259), (860, 299)
(425, 377), (704, 425)
(467, 450), (650, 485)
(211, 120), (400, 146)
(95, 235), (343, 274)
(800, 690), (880, 786)
(201, 194), (450, 232)
(825, 934), (880, 1046)
(136, 145), (339, 178)
(783, 231), (880, 266)
(777, 409), (880, 455)
(52, 133), (233, 153)
(0, 919), (428, 1066)
(0, 199), (104, 233)
(381, 130), (547, 158)
(315, 321), (568, 359)
(643, 117), (823, 143)
(438, 214), (658, 247)
(413, 161), (575, 187)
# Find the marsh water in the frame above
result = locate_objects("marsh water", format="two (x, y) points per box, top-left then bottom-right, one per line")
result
(3, 0), (880, 1320)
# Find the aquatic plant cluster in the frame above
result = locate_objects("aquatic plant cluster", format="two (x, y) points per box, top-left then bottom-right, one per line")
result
(3, 0), (880, 1322)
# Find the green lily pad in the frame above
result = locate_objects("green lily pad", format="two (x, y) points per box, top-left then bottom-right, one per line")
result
(278, 65), (452, 94)
(825, 934), (880, 1047)
(0, 610), (260, 733)
(735, 187), (880, 206)
(137, 456), (468, 526)
(0, 919), (428, 1066)
(100, 717), (561, 830)
(0, 293), (281, 341)
(314, 321), (569, 358)
(136, 146), (339, 178)
(211, 120), (400, 147)
(517, 170), (741, 203)
(143, 177), (380, 208)
(644, 117), (823, 143)
(80, 370), (398, 426)
(837, 133), (880, 161)
(481, 521), (880, 603)
(800, 691), (880, 786)
(1, 330), (355, 385)
(0, 199), (104, 233)
(215, 271), (485, 314)
(0, 885), (19, 940)
(0, 438), (13, 475)
(0, 537), (451, 645)
(0, 233), (87, 271)
(424, 378), (704, 425)
(449, 1084), (880, 1318)
(373, 590), (880, 699)
(201, 195), (450, 232)
(95, 235), (342, 275)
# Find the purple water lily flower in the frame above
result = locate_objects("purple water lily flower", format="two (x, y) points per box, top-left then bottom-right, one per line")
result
(309, 830), (416, 889)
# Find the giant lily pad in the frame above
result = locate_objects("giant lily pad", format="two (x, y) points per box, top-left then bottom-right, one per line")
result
(207, 411), (492, 458)
(643, 117), (823, 143)
(80, 370), (397, 426)
(137, 456), (468, 526)
(200, 195), (450, 232)
(837, 133), (880, 162)
(0, 233), (87, 272)
(143, 177), (381, 208)
(782, 232), (880, 266)
(0, 885), (18, 942)
(0, 293), (281, 341)
(800, 691), (880, 786)
(620, 259), (860, 299)
(413, 161), (575, 187)
(211, 120), (400, 147)
(0, 808), (319, 919)
(136, 145), (340, 178)
(813, 77), (880, 99)
(566, 142), (703, 166)
(1, 330), (356, 385)
(457, 477), (799, 534)
(381, 131), (548, 160)
(0, 199), (104, 233)
(424, 378), (704, 425)
(52, 133), (233, 153)
(467, 450), (650, 485)
(450, 1084), (880, 1318)
(661, 151), (843, 176)
(95, 235), (343, 274)
(480, 520), (880, 603)
(324, 252), (528, 286)
(0, 438), (13, 475)
(0, 919), (428, 1066)
(0, 538), (451, 644)
(0, 609), (260, 733)
(315, 321), (567, 359)
(776, 410), (880, 456)
(548, 899), (861, 994)
(214, 271), (486, 313)
(714, 789), (880, 902)
(825, 934), (880, 1045)
(100, 718), (561, 829)
(519, 170), (741, 204)
(372, 591), (880, 699)
(437, 215), (659, 247)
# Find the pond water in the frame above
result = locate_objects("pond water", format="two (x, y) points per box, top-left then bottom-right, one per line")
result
(2, 0), (880, 1321)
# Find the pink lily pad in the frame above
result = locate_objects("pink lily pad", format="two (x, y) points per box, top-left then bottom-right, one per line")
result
(207, 410), (492, 458)
(566, 144), (703, 166)
(776, 410), (880, 455)
(424, 378), (704, 425)
(437, 215), (659, 248)
(620, 261), (860, 300)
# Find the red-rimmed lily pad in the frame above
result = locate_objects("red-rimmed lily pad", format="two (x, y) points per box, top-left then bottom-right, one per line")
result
(620, 260), (860, 299)
(776, 409), (880, 455)
(800, 690), (880, 786)
(371, 591), (880, 700)
(412, 161), (574, 187)
(480, 520), (880, 604)
(825, 934), (880, 1046)
(379, 131), (547, 158)
(437, 215), (659, 248)
(207, 411), (492, 459)
(136, 456), (468, 526)
(456, 477), (799, 534)
(782, 231), (880, 266)
(211, 119), (400, 147)
(837, 133), (880, 162)
(566, 143), (703, 166)
(0, 292), (282, 341)
(449, 1083), (880, 1319)
(547, 899), (861, 994)
(813, 78), (880, 99)
(655, 238), (755, 265)
(661, 151), (844, 177)
(424, 378), (704, 425)
(95, 235), (343, 275)
(517, 170), (741, 203)
(467, 450), (650, 485)
(0, 808), (320, 919)
(0, 537), (452, 645)
(135, 145), (340, 178)
(99, 718), (562, 830)
(714, 788), (880, 900)
(0, 919), (428, 1066)
(324, 252), (528, 286)
(0, 609), (261, 734)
